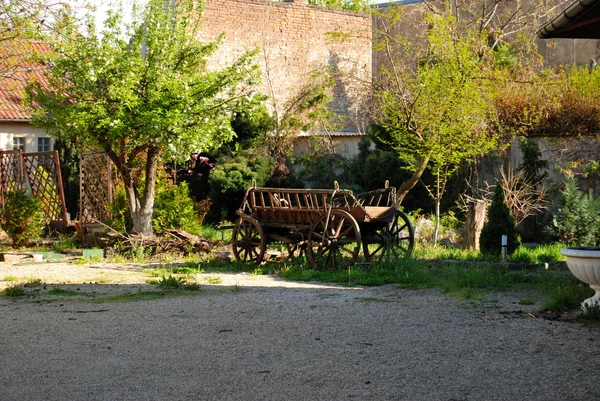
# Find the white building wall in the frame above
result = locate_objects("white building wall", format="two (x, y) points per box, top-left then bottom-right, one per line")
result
(0, 122), (53, 153)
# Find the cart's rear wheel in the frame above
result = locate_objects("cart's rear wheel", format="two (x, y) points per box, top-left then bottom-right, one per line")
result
(307, 209), (361, 270)
(362, 228), (387, 261)
(362, 210), (414, 262)
(232, 216), (266, 265)
(386, 210), (415, 259)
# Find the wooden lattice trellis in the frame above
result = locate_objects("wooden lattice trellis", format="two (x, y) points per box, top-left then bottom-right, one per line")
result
(0, 150), (69, 228)
(22, 151), (69, 227)
(0, 150), (24, 205)
(80, 151), (113, 225)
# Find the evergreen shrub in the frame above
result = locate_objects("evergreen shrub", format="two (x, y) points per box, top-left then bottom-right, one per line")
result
(546, 176), (599, 246)
(480, 185), (521, 257)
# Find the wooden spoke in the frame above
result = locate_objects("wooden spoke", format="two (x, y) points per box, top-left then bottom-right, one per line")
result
(232, 216), (266, 265)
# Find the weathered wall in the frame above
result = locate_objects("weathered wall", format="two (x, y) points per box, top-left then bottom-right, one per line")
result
(200, 0), (372, 132)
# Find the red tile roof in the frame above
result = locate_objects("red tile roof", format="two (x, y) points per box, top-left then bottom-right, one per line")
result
(0, 41), (52, 121)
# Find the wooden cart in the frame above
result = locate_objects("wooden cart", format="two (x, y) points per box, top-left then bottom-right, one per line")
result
(232, 181), (414, 270)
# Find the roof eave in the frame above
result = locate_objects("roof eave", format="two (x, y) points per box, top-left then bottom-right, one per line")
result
(538, 0), (600, 39)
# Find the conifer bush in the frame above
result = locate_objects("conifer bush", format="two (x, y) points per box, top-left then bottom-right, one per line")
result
(546, 176), (599, 246)
(480, 185), (521, 257)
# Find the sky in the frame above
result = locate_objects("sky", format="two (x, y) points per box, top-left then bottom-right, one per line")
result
(70, 0), (409, 28)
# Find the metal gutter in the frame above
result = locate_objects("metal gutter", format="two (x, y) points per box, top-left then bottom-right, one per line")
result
(0, 118), (31, 123)
(538, 0), (599, 38)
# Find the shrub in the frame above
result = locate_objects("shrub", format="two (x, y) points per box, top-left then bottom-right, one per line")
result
(480, 185), (521, 257)
(207, 151), (275, 222)
(153, 178), (203, 235)
(0, 190), (45, 247)
(545, 176), (599, 246)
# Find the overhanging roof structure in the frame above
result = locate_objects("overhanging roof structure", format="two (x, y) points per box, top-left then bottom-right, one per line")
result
(538, 0), (600, 39)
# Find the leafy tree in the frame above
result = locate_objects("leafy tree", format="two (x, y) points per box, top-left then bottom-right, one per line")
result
(308, 0), (371, 12)
(480, 184), (520, 257)
(27, 0), (260, 235)
(373, 7), (499, 243)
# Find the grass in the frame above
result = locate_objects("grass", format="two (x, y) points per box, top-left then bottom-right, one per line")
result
(2, 237), (590, 316)
(202, 223), (234, 243)
(3, 285), (25, 297)
(272, 243), (594, 314)
(412, 243), (565, 264)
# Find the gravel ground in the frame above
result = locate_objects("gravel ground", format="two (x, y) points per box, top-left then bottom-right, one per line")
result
(0, 261), (599, 401)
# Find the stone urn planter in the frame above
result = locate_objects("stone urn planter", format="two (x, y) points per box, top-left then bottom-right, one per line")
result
(560, 246), (600, 309)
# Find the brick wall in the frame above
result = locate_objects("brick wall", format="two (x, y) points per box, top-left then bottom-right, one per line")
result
(200, 0), (372, 132)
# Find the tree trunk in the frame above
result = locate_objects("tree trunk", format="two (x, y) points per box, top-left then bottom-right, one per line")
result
(118, 146), (160, 237)
(462, 199), (487, 250)
(433, 175), (440, 247)
(396, 155), (430, 206)
(132, 146), (160, 236)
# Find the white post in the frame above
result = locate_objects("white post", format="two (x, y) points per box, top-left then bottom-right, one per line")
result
(501, 235), (508, 263)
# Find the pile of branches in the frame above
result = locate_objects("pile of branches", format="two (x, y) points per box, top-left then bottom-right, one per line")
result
(106, 229), (214, 257)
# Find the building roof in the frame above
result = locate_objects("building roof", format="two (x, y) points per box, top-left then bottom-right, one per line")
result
(0, 41), (51, 122)
(538, 0), (600, 39)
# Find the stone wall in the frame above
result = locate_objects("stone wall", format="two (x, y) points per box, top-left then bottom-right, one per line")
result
(200, 0), (372, 132)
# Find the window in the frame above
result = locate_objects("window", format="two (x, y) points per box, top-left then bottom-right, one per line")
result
(12, 137), (25, 151)
(38, 137), (51, 152)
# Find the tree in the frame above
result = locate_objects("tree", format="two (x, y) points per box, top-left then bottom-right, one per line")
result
(373, 7), (499, 243)
(27, 0), (260, 235)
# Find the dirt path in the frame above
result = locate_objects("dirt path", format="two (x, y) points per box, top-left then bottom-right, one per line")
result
(1, 260), (599, 400)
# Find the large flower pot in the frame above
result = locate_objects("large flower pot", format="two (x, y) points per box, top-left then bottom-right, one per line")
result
(560, 246), (600, 309)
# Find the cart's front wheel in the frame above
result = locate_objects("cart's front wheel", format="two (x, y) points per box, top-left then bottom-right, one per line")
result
(307, 209), (361, 270)
(232, 216), (266, 265)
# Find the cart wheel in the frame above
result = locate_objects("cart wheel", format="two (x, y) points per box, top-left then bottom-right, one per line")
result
(362, 228), (388, 261)
(386, 210), (415, 259)
(232, 216), (266, 265)
(307, 209), (361, 270)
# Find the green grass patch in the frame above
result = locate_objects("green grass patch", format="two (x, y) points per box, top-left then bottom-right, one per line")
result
(202, 223), (233, 243)
(3, 276), (18, 282)
(48, 287), (86, 296)
(537, 267), (594, 310)
(412, 243), (565, 265)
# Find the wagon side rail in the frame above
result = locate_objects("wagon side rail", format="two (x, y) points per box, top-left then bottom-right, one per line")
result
(356, 181), (397, 208)
(238, 184), (358, 227)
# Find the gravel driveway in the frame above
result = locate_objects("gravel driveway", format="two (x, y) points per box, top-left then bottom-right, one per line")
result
(0, 263), (599, 401)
